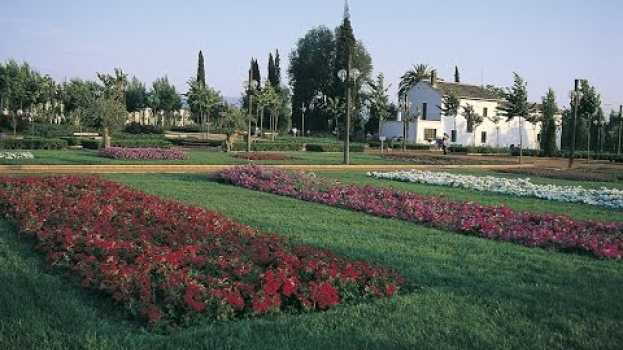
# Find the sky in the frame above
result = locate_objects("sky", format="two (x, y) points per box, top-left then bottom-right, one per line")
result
(1, 0), (622, 111)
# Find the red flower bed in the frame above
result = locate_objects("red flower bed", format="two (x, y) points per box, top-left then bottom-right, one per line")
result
(0, 176), (404, 327)
(220, 166), (623, 259)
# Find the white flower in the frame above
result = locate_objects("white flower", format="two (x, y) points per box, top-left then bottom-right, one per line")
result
(0, 151), (35, 160)
(369, 170), (623, 209)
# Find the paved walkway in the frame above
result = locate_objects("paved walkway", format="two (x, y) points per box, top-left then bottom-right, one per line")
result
(0, 163), (534, 175)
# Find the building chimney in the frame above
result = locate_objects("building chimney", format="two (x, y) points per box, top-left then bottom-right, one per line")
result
(430, 70), (437, 88)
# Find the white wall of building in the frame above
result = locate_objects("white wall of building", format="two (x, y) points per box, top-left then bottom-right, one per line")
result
(380, 81), (563, 150)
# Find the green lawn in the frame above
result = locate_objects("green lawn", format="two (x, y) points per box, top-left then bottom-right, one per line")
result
(1, 173), (622, 349)
(0, 149), (413, 165)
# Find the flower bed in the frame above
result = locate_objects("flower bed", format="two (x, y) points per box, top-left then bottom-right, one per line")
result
(233, 153), (296, 161)
(220, 166), (623, 259)
(369, 170), (623, 209)
(0, 176), (404, 327)
(0, 151), (34, 160)
(98, 147), (187, 160)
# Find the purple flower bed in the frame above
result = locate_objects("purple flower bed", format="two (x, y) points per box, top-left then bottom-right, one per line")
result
(219, 165), (623, 259)
(98, 147), (188, 160)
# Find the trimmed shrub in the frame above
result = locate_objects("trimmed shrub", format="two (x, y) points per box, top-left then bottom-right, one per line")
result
(306, 143), (366, 152)
(111, 139), (172, 149)
(0, 138), (68, 150)
(60, 137), (81, 147)
(80, 139), (102, 150)
(231, 142), (304, 152)
(123, 122), (163, 135)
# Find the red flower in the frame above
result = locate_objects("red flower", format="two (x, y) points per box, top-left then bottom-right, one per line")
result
(310, 282), (340, 310)
(184, 283), (206, 312)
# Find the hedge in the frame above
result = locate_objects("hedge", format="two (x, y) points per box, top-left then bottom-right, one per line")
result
(80, 139), (102, 150)
(231, 142), (304, 152)
(173, 138), (225, 148)
(111, 139), (172, 149)
(60, 137), (81, 147)
(306, 143), (366, 152)
(450, 145), (510, 154)
(0, 138), (68, 150)
(123, 122), (163, 135)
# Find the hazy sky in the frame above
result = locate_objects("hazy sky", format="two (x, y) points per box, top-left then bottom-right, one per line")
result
(1, 0), (621, 110)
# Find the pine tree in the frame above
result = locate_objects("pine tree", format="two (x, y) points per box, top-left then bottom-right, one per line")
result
(454, 65), (460, 83)
(540, 88), (558, 156)
(197, 50), (206, 87)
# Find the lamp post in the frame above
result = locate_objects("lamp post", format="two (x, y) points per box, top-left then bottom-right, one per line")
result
(247, 72), (258, 153)
(301, 103), (307, 138)
(338, 55), (360, 165)
(568, 79), (583, 169)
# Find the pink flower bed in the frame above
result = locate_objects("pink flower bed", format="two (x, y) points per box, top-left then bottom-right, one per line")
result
(98, 147), (187, 160)
(220, 166), (623, 259)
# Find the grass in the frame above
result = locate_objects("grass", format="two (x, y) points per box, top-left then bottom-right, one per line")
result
(0, 149), (415, 166)
(320, 171), (623, 222)
(1, 173), (622, 349)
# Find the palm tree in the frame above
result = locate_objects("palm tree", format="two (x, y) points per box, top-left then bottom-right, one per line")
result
(398, 64), (432, 99)
(461, 104), (483, 146)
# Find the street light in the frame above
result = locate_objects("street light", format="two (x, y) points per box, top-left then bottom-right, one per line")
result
(247, 74), (259, 153)
(568, 79), (584, 169)
(337, 60), (361, 165)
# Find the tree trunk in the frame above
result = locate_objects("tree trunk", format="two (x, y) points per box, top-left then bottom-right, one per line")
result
(104, 127), (111, 148)
(518, 117), (523, 164)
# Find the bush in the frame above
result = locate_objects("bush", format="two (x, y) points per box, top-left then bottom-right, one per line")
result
(306, 143), (366, 152)
(80, 139), (102, 150)
(60, 137), (81, 147)
(174, 138), (225, 148)
(123, 122), (163, 135)
(111, 139), (172, 149)
(98, 147), (188, 160)
(0, 138), (68, 150)
(231, 142), (304, 152)
(449, 145), (509, 154)
(24, 123), (76, 138)
(169, 125), (201, 133)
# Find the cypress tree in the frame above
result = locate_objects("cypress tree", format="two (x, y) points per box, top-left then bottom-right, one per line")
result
(334, 0), (356, 99)
(197, 50), (206, 87)
(540, 88), (558, 156)
(454, 65), (460, 83)
(268, 53), (277, 87)
(274, 50), (281, 87)
(252, 59), (261, 87)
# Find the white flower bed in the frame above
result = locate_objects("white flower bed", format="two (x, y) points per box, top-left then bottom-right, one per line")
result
(368, 170), (623, 209)
(0, 151), (35, 160)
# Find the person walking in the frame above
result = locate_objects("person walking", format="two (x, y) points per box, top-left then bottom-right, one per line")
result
(442, 133), (449, 155)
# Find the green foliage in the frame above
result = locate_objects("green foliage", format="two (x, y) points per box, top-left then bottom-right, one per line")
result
(0, 137), (68, 150)
(399, 64), (431, 99)
(540, 88), (559, 156)
(449, 145), (509, 154)
(23, 123), (76, 138)
(80, 139), (101, 150)
(231, 142), (304, 152)
(461, 104), (483, 134)
(197, 50), (206, 87)
(147, 76), (182, 127)
(83, 97), (127, 132)
(123, 122), (163, 135)
(366, 74), (391, 134)
(111, 139), (172, 149)
(306, 143), (365, 152)
(497, 73), (537, 123)
(440, 92), (460, 118)
(125, 76), (147, 113)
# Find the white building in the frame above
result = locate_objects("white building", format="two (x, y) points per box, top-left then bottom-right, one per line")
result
(382, 73), (561, 149)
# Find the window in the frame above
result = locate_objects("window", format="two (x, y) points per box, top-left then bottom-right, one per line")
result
(483, 107), (488, 118)
(422, 103), (428, 120)
(481, 131), (487, 144)
(424, 128), (437, 140)
(451, 130), (457, 142)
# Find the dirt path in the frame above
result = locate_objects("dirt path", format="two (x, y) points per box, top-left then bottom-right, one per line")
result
(0, 163), (534, 175)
